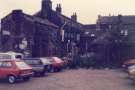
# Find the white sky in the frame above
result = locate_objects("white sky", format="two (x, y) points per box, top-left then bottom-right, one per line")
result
(1, 0), (135, 24)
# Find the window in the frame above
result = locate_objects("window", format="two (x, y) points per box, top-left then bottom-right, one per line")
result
(91, 33), (95, 37)
(3, 62), (12, 67)
(15, 55), (22, 59)
(71, 33), (74, 38)
(77, 34), (80, 41)
(121, 30), (128, 36)
(64, 33), (68, 38)
(85, 32), (89, 35)
(120, 30), (124, 35)
(0, 62), (12, 68)
(2, 30), (11, 35)
(0, 62), (3, 67)
(124, 30), (128, 36)
(25, 60), (42, 65)
(68, 33), (70, 38)
(0, 54), (11, 60)
(15, 61), (30, 69)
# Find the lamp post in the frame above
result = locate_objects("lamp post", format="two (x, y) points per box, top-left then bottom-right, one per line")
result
(60, 21), (70, 42)
(60, 22), (67, 42)
(67, 40), (70, 53)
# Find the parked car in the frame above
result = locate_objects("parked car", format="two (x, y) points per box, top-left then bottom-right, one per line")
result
(128, 65), (135, 80)
(0, 52), (23, 61)
(40, 57), (52, 72)
(47, 57), (64, 72)
(122, 59), (135, 71)
(23, 58), (46, 76)
(0, 60), (32, 84)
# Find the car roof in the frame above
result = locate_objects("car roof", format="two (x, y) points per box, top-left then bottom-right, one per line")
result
(124, 59), (135, 65)
(0, 52), (23, 56)
(0, 59), (21, 62)
(23, 58), (41, 60)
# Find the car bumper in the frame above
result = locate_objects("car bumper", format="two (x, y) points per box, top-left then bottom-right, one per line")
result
(32, 66), (45, 72)
(17, 72), (33, 78)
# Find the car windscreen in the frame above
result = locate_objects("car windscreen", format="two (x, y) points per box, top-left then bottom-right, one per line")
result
(52, 57), (63, 63)
(15, 55), (22, 59)
(15, 61), (31, 70)
(24, 60), (42, 65)
(128, 65), (135, 70)
(41, 58), (52, 64)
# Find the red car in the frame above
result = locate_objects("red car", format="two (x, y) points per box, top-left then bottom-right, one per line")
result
(0, 60), (33, 84)
(48, 57), (64, 72)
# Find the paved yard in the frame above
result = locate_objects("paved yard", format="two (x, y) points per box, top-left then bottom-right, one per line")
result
(0, 69), (135, 90)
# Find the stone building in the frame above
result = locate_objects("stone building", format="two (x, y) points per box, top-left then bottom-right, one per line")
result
(1, 9), (59, 57)
(1, 0), (84, 57)
(95, 14), (135, 66)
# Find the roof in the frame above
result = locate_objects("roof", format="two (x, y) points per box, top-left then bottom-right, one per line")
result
(2, 10), (58, 29)
(98, 15), (135, 24)
(34, 10), (84, 30)
(55, 11), (84, 28)
(83, 24), (96, 30)
(23, 13), (58, 28)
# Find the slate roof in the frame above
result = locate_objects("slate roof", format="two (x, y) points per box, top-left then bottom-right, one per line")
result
(34, 10), (84, 30)
(83, 24), (96, 30)
(98, 15), (135, 24)
(55, 11), (84, 29)
(2, 10), (58, 29)
(23, 14), (58, 28)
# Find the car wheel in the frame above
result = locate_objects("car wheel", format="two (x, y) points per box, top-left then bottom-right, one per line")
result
(23, 77), (30, 81)
(33, 72), (38, 77)
(47, 65), (51, 72)
(40, 71), (46, 76)
(8, 75), (16, 84)
(50, 67), (55, 73)
(57, 68), (62, 72)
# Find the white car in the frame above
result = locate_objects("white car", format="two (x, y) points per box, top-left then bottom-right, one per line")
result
(0, 51), (23, 61)
(128, 65), (135, 79)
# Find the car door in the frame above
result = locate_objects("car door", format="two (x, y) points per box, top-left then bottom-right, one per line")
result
(0, 61), (13, 78)
(0, 61), (4, 78)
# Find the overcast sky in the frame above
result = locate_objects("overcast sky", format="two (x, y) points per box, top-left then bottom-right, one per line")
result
(1, 0), (135, 24)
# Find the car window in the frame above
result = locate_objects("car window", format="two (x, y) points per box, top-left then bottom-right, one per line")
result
(53, 57), (62, 62)
(0, 54), (11, 60)
(15, 55), (22, 59)
(41, 58), (50, 63)
(15, 61), (31, 69)
(0, 62), (12, 68)
(0, 62), (3, 67)
(128, 65), (135, 70)
(25, 60), (42, 65)
(48, 59), (54, 62)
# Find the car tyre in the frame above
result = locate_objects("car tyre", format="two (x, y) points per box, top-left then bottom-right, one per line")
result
(40, 71), (46, 76)
(57, 68), (62, 72)
(50, 67), (55, 73)
(8, 75), (16, 84)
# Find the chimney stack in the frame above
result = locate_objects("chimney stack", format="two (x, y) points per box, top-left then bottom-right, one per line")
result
(71, 13), (77, 22)
(56, 4), (62, 13)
